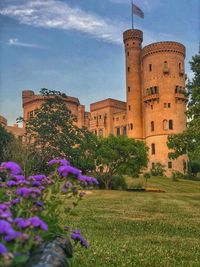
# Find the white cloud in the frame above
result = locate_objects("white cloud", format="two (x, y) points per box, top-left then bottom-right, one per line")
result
(0, 0), (127, 44)
(8, 38), (40, 48)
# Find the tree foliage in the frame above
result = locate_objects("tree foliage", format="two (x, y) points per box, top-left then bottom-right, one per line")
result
(168, 51), (200, 161)
(22, 88), (97, 172)
(0, 124), (14, 162)
(94, 135), (148, 189)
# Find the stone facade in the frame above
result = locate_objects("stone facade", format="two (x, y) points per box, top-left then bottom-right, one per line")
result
(1, 28), (188, 176)
(0, 115), (25, 140)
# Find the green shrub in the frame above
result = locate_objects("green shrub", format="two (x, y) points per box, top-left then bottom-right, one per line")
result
(110, 175), (127, 190)
(171, 171), (184, 181)
(151, 162), (165, 177)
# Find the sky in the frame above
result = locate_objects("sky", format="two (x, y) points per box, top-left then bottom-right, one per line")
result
(0, 0), (199, 125)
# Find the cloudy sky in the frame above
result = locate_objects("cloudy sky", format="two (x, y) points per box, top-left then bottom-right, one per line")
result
(0, 0), (199, 124)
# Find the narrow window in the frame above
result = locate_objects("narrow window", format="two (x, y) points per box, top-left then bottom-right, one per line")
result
(152, 162), (155, 169)
(99, 115), (102, 119)
(168, 103), (171, 108)
(163, 120), (168, 130)
(151, 121), (154, 132)
(130, 123), (133, 130)
(128, 86), (130, 92)
(168, 162), (172, 169)
(149, 64), (152, 72)
(128, 67), (130, 72)
(169, 120), (173, 130)
(179, 62), (181, 71)
(116, 127), (120, 136)
(128, 105), (131, 111)
(151, 105), (153, 110)
(123, 126), (127, 135)
(151, 143), (155, 155)
(127, 52), (129, 56)
(164, 103), (167, 108)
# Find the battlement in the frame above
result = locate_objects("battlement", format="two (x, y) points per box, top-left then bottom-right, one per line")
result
(123, 29), (143, 43)
(141, 41), (185, 58)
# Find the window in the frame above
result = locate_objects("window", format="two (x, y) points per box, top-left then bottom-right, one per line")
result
(152, 162), (155, 169)
(116, 127), (120, 136)
(151, 121), (154, 132)
(128, 86), (130, 92)
(149, 64), (152, 72)
(168, 103), (171, 108)
(164, 103), (171, 108)
(123, 126), (127, 135)
(168, 162), (172, 169)
(179, 62), (181, 71)
(163, 120), (168, 130)
(94, 130), (97, 135)
(164, 61), (168, 67)
(99, 115), (102, 119)
(130, 123), (133, 130)
(151, 143), (155, 155)
(127, 52), (129, 56)
(94, 116), (96, 119)
(128, 67), (130, 72)
(128, 105), (131, 111)
(151, 105), (153, 110)
(169, 120), (173, 130)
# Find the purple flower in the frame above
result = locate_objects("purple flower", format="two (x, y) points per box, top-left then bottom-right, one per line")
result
(12, 175), (25, 182)
(28, 216), (48, 231)
(16, 187), (41, 198)
(7, 180), (18, 187)
(0, 243), (8, 255)
(0, 211), (12, 220)
(78, 175), (99, 185)
(71, 230), (89, 249)
(33, 201), (44, 208)
(4, 231), (21, 242)
(11, 198), (20, 205)
(0, 162), (22, 175)
(48, 159), (70, 166)
(14, 218), (31, 228)
(32, 181), (41, 187)
(28, 175), (47, 181)
(0, 220), (13, 235)
(58, 165), (81, 177)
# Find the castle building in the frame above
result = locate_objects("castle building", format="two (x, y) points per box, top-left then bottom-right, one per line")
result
(1, 28), (188, 175)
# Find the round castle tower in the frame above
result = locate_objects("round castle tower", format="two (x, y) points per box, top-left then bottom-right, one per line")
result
(141, 41), (187, 175)
(123, 29), (143, 139)
(123, 29), (188, 175)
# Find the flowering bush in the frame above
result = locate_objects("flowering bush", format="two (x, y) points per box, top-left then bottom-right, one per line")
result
(0, 159), (98, 266)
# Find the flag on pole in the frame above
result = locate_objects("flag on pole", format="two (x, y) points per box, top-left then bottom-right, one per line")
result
(132, 3), (144, 19)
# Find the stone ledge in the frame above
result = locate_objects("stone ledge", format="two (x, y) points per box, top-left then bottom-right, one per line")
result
(25, 236), (73, 267)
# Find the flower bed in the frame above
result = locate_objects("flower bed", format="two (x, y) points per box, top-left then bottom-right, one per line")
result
(0, 159), (98, 266)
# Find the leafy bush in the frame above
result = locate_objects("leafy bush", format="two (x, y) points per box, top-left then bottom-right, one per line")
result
(110, 175), (127, 190)
(151, 162), (165, 177)
(171, 171), (184, 181)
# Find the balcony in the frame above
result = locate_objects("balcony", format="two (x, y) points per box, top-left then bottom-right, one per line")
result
(163, 67), (169, 74)
(143, 93), (159, 103)
(175, 93), (188, 102)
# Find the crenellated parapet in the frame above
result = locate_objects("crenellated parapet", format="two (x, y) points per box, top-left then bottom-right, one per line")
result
(123, 29), (143, 43)
(141, 41), (185, 59)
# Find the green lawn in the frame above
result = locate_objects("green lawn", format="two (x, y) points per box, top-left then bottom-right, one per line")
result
(61, 178), (200, 267)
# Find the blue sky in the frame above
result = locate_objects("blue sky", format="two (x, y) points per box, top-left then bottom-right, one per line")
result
(0, 0), (199, 124)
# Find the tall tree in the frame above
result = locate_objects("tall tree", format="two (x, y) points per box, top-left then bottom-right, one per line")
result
(95, 135), (148, 189)
(23, 88), (95, 167)
(168, 51), (200, 161)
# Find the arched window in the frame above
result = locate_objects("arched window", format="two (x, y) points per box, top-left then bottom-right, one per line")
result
(179, 62), (181, 71)
(151, 121), (154, 131)
(163, 120), (168, 130)
(149, 64), (152, 71)
(164, 61), (168, 68)
(151, 143), (155, 155)
(169, 120), (173, 130)
(130, 123), (133, 130)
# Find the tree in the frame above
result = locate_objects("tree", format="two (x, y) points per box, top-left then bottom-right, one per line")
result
(21, 88), (96, 169)
(0, 124), (14, 162)
(94, 135), (148, 189)
(168, 51), (200, 161)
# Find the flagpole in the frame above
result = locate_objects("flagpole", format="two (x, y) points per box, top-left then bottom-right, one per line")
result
(132, 0), (134, 29)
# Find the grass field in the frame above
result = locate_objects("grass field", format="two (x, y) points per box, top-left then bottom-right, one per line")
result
(61, 177), (200, 267)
